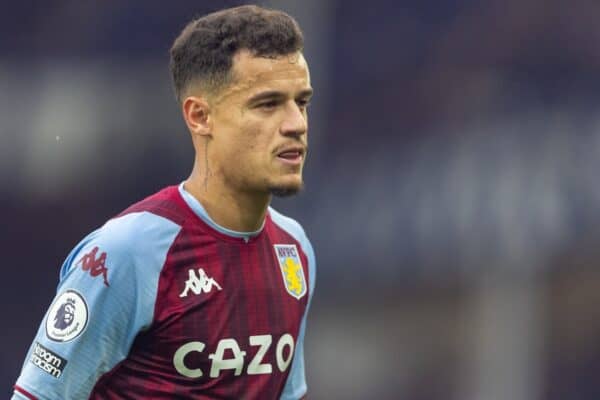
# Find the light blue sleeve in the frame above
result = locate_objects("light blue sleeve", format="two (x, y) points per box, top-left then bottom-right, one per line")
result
(270, 209), (317, 400)
(12, 211), (181, 400)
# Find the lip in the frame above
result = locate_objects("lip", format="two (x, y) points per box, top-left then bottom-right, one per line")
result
(275, 146), (305, 166)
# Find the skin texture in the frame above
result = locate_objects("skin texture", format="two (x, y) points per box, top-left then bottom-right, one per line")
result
(181, 50), (313, 232)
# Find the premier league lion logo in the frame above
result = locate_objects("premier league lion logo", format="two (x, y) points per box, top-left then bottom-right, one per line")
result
(46, 290), (88, 342)
(53, 298), (76, 330)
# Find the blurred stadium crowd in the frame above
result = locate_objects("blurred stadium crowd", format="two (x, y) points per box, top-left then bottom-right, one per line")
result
(3, 1), (600, 398)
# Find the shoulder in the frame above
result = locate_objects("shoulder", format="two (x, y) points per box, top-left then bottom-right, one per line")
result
(117, 185), (191, 226)
(99, 185), (187, 256)
(60, 189), (185, 281)
(60, 211), (182, 285)
(99, 211), (182, 256)
(268, 207), (309, 243)
(268, 207), (316, 286)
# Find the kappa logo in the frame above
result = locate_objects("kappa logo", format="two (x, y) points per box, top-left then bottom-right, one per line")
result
(180, 268), (223, 298)
(274, 244), (307, 300)
(76, 246), (109, 287)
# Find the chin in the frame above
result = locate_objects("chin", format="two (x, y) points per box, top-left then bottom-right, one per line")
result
(269, 180), (304, 198)
(270, 187), (300, 198)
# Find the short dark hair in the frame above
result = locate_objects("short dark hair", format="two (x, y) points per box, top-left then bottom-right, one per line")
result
(170, 5), (304, 102)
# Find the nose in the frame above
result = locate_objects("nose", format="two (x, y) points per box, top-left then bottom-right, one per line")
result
(280, 101), (307, 137)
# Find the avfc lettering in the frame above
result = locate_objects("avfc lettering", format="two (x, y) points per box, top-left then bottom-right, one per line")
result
(276, 246), (297, 258)
(173, 333), (295, 379)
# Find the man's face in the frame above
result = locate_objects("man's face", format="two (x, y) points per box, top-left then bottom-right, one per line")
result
(208, 50), (312, 197)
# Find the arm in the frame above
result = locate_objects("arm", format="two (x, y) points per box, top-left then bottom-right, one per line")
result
(12, 212), (180, 399)
(280, 235), (316, 400)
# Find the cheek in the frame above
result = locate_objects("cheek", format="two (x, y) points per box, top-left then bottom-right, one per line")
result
(214, 117), (275, 167)
(217, 131), (261, 170)
(239, 124), (272, 155)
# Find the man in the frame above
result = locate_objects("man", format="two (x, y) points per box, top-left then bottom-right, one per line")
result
(12, 5), (315, 399)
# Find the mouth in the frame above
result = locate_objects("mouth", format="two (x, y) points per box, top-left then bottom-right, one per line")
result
(276, 146), (305, 166)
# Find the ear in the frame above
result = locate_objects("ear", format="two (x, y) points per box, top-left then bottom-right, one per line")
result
(182, 96), (212, 138)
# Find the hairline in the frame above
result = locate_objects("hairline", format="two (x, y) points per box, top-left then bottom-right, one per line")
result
(179, 48), (305, 104)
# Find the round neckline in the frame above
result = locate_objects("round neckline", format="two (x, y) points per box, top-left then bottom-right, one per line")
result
(177, 182), (267, 243)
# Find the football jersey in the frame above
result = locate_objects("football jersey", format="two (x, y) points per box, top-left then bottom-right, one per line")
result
(12, 183), (315, 400)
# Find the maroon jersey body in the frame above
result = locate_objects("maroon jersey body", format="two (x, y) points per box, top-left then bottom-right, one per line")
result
(92, 186), (313, 399)
(13, 184), (314, 400)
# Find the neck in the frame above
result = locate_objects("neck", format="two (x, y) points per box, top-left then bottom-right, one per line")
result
(185, 161), (271, 232)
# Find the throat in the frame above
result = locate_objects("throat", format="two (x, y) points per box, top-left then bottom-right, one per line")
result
(183, 180), (270, 233)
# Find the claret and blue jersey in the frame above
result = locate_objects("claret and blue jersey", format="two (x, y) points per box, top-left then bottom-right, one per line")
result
(13, 183), (316, 400)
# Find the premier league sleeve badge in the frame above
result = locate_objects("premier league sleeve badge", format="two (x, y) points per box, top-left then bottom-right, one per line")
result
(45, 289), (89, 342)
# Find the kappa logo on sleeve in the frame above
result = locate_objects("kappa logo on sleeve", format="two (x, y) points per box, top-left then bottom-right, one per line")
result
(76, 246), (110, 287)
(46, 290), (89, 342)
(30, 342), (67, 378)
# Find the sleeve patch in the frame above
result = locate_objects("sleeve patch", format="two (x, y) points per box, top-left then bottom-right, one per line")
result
(76, 246), (110, 287)
(45, 290), (89, 342)
(29, 342), (68, 379)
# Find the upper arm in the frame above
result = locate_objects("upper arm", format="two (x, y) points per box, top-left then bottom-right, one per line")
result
(13, 212), (181, 400)
(280, 232), (316, 400)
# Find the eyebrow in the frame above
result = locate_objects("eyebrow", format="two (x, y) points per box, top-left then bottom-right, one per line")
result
(247, 88), (314, 104)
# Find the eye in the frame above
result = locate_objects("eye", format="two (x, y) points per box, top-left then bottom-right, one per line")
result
(258, 100), (278, 110)
(296, 99), (311, 110)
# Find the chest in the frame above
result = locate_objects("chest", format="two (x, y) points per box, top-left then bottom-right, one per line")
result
(138, 230), (309, 378)
(91, 221), (311, 398)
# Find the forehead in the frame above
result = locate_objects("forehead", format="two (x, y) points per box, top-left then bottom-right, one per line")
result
(215, 50), (311, 102)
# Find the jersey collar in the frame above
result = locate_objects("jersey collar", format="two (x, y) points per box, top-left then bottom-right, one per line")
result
(178, 182), (265, 242)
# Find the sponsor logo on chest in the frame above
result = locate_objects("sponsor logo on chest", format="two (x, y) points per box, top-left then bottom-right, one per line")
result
(274, 244), (307, 300)
(173, 333), (295, 379)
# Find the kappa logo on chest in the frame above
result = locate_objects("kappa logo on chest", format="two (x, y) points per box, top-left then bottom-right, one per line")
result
(179, 268), (222, 298)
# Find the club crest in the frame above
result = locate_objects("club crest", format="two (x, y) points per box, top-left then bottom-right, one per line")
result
(274, 244), (307, 300)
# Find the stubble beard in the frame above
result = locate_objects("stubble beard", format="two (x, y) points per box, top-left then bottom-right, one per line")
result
(269, 181), (304, 198)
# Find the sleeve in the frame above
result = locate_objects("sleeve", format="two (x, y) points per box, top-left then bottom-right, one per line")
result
(12, 211), (181, 400)
(280, 233), (316, 400)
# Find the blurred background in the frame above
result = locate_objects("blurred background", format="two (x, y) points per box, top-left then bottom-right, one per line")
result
(3, 0), (600, 399)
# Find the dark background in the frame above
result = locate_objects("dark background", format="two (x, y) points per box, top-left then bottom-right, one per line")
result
(3, 1), (600, 399)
